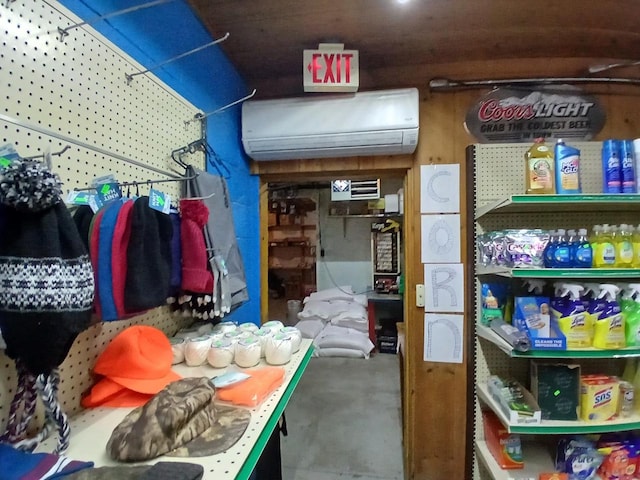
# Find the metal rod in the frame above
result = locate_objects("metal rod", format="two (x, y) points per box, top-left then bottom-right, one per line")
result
(4, 0), (16, 8)
(57, 0), (174, 41)
(588, 60), (640, 74)
(23, 145), (71, 161)
(126, 33), (230, 84)
(0, 113), (180, 178)
(190, 88), (257, 124)
(429, 76), (640, 90)
(74, 172), (198, 191)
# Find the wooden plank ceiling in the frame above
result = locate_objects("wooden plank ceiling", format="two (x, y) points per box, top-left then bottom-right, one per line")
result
(188, 0), (640, 99)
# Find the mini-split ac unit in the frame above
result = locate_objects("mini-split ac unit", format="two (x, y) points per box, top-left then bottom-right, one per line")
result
(241, 88), (419, 161)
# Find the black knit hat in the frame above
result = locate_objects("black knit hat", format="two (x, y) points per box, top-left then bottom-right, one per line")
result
(124, 196), (173, 313)
(0, 158), (94, 453)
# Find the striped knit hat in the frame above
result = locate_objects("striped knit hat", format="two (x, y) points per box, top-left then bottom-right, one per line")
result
(0, 158), (94, 454)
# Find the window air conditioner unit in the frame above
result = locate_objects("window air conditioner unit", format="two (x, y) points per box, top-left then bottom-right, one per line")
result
(241, 88), (419, 161)
(331, 179), (380, 201)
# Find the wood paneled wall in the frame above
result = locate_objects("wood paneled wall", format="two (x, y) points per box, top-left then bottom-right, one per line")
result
(254, 85), (640, 480)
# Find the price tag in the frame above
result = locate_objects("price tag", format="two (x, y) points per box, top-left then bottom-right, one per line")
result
(149, 188), (171, 214)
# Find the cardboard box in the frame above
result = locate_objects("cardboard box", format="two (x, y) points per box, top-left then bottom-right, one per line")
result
(377, 334), (397, 354)
(482, 410), (524, 469)
(580, 374), (620, 422)
(487, 376), (542, 425)
(531, 362), (580, 421)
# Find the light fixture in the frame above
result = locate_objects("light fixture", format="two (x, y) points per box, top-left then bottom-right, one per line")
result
(429, 76), (640, 91)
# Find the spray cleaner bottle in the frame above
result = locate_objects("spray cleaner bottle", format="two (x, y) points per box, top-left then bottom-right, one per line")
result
(625, 283), (640, 347)
(553, 283), (590, 349)
(593, 284), (625, 349)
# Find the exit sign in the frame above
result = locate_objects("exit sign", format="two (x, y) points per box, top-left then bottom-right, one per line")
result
(303, 44), (359, 93)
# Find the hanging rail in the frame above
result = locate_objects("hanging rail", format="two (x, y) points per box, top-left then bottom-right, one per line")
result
(57, 0), (175, 42)
(4, 0), (16, 8)
(588, 60), (640, 74)
(0, 113), (180, 178)
(126, 33), (230, 84)
(22, 145), (71, 162)
(429, 76), (640, 91)
(187, 89), (257, 125)
(74, 172), (199, 192)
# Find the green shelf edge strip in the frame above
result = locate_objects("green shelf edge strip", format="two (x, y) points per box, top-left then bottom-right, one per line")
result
(236, 344), (314, 480)
(512, 348), (640, 359)
(509, 194), (640, 204)
(509, 421), (640, 435)
(510, 268), (640, 278)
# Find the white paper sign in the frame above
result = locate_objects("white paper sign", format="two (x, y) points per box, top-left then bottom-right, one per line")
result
(420, 164), (460, 213)
(424, 263), (464, 312)
(424, 313), (464, 363)
(421, 214), (461, 264)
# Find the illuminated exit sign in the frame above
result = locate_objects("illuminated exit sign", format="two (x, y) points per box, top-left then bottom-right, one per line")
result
(303, 43), (359, 93)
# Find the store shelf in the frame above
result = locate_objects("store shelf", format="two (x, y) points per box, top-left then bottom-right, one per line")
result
(268, 224), (317, 229)
(38, 341), (314, 480)
(477, 324), (640, 359)
(328, 213), (403, 218)
(475, 194), (640, 220)
(476, 265), (640, 279)
(477, 383), (640, 435)
(476, 440), (555, 480)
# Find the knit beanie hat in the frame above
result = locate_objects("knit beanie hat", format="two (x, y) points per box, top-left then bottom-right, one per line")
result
(0, 158), (95, 454)
(180, 199), (213, 293)
(72, 205), (94, 253)
(97, 200), (123, 321)
(124, 196), (173, 313)
(168, 210), (182, 297)
(111, 200), (134, 319)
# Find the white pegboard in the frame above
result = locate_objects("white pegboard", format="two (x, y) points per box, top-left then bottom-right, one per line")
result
(0, 0), (205, 430)
(471, 142), (637, 480)
(475, 141), (606, 210)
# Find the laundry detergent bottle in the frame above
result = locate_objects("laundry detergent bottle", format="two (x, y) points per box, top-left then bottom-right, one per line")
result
(593, 284), (625, 349)
(554, 139), (582, 194)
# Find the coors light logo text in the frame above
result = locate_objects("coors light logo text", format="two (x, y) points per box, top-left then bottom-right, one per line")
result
(478, 99), (595, 122)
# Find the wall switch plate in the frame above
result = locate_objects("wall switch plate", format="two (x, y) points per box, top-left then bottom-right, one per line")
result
(416, 284), (425, 307)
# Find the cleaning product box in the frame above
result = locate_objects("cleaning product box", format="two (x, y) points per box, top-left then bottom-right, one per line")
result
(487, 376), (542, 425)
(482, 410), (524, 470)
(531, 362), (580, 421)
(580, 375), (620, 422)
(514, 296), (566, 350)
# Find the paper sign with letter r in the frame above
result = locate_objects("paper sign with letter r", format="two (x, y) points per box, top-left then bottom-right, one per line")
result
(424, 263), (464, 312)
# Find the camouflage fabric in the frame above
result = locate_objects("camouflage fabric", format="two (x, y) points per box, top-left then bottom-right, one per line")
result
(65, 462), (204, 480)
(167, 404), (251, 457)
(107, 378), (218, 462)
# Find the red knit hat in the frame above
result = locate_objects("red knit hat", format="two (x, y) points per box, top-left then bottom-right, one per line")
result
(111, 200), (134, 319)
(180, 199), (213, 293)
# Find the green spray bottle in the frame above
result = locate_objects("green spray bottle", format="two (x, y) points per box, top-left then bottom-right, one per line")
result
(624, 283), (640, 347)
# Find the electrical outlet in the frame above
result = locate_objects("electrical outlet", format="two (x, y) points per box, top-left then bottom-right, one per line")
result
(416, 284), (425, 307)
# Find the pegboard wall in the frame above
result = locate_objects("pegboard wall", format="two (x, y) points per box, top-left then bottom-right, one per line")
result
(472, 142), (638, 480)
(0, 0), (206, 430)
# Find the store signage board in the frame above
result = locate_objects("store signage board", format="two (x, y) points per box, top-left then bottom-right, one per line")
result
(465, 86), (605, 143)
(303, 44), (359, 92)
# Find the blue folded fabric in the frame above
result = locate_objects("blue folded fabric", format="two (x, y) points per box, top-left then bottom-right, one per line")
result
(0, 443), (93, 479)
(98, 200), (123, 321)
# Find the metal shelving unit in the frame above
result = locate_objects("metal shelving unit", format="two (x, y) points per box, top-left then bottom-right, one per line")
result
(471, 142), (640, 480)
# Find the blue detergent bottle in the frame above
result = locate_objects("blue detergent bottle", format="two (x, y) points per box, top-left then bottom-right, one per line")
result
(554, 229), (572, 268)
(554, 139), (582, 194)
(574, 228), (593, 268)
(543, 230), (557, 268)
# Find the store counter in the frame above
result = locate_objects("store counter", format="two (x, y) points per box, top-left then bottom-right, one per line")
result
(37, 339), (314, 480)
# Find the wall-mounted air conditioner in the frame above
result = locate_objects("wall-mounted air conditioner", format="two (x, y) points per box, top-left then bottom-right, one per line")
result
(241, 88), (419, 161)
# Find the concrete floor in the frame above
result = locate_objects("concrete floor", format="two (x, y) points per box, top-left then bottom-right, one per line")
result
(281, 355), (404, 480)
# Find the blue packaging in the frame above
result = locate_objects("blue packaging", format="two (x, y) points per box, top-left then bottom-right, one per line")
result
(621, 139), (637, 193)
(602, 139), (622, 193)
(554, 140), (582, 194)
